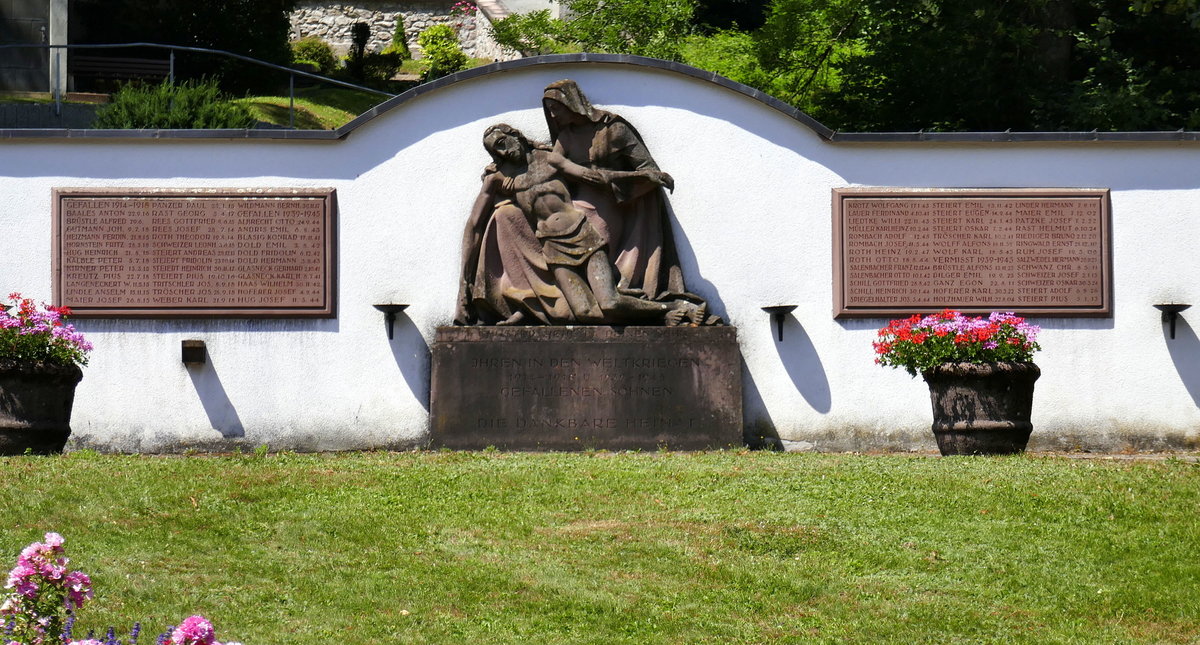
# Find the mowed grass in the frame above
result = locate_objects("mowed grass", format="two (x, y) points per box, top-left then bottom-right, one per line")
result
(236, 87), (393, 130)
(1, 451), (1197, 644)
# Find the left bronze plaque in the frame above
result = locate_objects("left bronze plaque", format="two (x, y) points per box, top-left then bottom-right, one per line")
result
(53, 188), (335, 317)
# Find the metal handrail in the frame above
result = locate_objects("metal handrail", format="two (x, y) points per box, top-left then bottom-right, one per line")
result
(0, 42), (397, 126)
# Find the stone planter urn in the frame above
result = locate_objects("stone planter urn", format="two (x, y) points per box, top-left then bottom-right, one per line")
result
(921, 361), (1040, 456)
(0, 360), (84, 455)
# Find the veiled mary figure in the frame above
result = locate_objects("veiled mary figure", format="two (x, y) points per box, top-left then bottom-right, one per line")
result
(541, 79), (687, 302)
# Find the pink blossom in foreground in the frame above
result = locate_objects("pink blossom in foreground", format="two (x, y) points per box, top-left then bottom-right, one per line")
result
(170, 615), (221, 645)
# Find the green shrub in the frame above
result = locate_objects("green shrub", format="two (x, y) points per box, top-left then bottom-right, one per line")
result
(417, 24), (468, 81)
(389, 17), (412, 60)
(291, 37), (338, 75)
(383, 42), (410, 60)
(93, 79), (258, 129)
(357, 51), (404, 84)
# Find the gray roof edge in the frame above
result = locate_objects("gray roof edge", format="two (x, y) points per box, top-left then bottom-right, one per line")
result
(4, 54), (1198, 144)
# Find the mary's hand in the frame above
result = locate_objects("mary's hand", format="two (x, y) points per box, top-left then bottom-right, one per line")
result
(580, 168), (606, 185)
(651, 171), (675, 193)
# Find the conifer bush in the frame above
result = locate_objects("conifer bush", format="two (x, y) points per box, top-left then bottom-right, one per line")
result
(92, 80), (258, 130)
(386, 18), (412, 60)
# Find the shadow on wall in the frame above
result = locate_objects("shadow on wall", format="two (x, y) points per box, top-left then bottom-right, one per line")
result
(388, 313), (432, 411)
(741, 356), (778, 448)
(72, 318), (342, 442)
(1165, 317), (1200, 407)
(665, 201), (728, 321)
(186, 358), (245, 439)
(771, 315), (832, 414)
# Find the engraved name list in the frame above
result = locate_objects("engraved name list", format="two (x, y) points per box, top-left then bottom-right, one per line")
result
(53, 189), (335, 316)
(834, 189), (1110, 317)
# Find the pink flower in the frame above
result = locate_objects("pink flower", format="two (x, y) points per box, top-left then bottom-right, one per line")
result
(171, 615), (219, 645)
(63, 570), (92, 610)
(41, 534), (64, 549)
(5, 563), (38, 597)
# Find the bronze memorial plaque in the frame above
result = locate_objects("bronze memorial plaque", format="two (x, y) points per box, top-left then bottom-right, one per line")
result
(53, 188), (335, 317)
(833, 188), (1111, 318)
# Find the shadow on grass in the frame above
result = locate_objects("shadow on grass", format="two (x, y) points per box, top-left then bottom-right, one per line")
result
(297, 87), (395, 115)
(242, 101), (325, 130)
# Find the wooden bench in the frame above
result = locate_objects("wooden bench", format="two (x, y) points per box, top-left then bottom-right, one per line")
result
(71, 55), (171, 83)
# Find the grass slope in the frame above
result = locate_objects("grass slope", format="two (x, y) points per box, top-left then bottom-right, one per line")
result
(1, 451), (1196, 644)
(235, 88), (390, 130)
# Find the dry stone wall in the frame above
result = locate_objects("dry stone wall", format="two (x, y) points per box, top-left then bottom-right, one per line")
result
(289, 0), (510, 61)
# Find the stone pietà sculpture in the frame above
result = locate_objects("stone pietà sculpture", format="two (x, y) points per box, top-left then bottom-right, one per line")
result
(456, 80), (720, 327)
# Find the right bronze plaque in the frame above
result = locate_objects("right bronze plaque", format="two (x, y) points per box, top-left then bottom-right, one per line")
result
(834, 188), (1111, 318)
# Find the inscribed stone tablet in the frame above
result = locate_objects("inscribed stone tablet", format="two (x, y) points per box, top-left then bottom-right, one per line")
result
(53, 188), (335, 317)
(430, 326), (743, 450)
(833, 188), (1110, 317)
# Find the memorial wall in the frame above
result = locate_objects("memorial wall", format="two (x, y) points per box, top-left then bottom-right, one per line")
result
(0, 57), (1197, 453)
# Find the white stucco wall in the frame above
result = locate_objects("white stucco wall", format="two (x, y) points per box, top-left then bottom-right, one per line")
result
(2, 61), (1198, 453)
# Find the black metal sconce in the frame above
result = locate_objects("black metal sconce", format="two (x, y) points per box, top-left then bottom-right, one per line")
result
(1154, 303), (1191, 339)
(373, 304), (409, 340)
(761, 305), (797, 342)
(181, 340), (207, 365)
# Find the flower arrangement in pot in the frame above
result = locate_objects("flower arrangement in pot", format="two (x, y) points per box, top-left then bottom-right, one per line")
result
(874, 309), (1042, 456)
(0, 293), (92, 455)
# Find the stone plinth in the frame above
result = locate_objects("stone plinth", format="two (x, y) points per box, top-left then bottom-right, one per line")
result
(431, 326), (743, 450)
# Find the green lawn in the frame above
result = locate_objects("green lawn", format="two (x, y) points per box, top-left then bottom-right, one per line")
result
(236, 87), (392, 130)
(1, 451), (1196, 644)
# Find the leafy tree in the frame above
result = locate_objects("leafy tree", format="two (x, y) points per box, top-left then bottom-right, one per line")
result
(490, 10), (573, 56)
(813, 0), (1200, 131)
(1131, 0), (1200, 25)
(491, 0), (697, 60)
(694, 0), (770, 31)
(1061, 1), (1200, 130)
(814, 0), (1072, 130)
(679, 30), (761, 87)
(743, 0), (867, 112)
